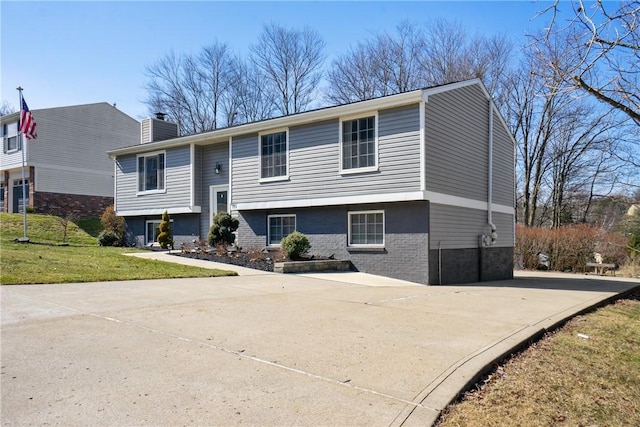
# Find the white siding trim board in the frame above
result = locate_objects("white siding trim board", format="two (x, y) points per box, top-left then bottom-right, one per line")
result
(190, 144), (195, 208)
(419, 101), (426, 191)
(234, 189), (514, 215)
(117, 206), (202, 216)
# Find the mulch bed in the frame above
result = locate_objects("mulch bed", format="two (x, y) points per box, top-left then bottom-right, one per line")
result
(172, 251), (275, 272)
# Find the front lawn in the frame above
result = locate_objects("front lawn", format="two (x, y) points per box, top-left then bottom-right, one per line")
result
(0, 213), (236, 284)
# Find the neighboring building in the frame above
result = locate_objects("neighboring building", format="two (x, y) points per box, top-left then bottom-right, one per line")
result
(1, 103), (140, 217)
(109, 79), (516, 285)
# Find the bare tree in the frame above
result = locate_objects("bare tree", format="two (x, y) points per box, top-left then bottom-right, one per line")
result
(326, 21), (427, 104)
(326, 19), (512, 105)
(510, 30), (636, 228)
(0, 100), (15, 116)
(225, 58), (275, 125)
(537, 0), (640, 124)
(198, 43), (234, 130)
(144, 42), (235, 135)
(326, 42), (382, 104)
(250, 24), (325, 115)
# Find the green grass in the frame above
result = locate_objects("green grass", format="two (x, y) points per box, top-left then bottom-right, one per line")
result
(437, 297), (640, 426)
(0, 213), (236, 284)
(76, 217), (103, 238)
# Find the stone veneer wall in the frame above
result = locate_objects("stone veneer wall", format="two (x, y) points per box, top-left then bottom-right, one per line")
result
(33, 191), (113, 218)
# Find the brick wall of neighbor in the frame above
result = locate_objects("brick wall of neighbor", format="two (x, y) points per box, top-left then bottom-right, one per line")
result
(33, 191), (113, 218)
(238, 201), (430, 285)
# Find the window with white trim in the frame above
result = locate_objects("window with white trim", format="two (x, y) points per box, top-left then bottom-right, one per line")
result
(268, 214), (296, 246)
(348, 210), (384, 246)
(145, 218), (173, 245)
(2, 122), (19, 152)
(260, 130), (288, 180)
(145, 220), (161, 245)
(341, 115), (377, 171)
(137, 151), (165, 192)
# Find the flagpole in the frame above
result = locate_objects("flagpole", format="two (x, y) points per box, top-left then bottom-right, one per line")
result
(17, 86), (29, 243)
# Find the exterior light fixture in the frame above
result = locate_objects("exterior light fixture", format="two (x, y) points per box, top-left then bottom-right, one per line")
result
(215, 163), (222, 174)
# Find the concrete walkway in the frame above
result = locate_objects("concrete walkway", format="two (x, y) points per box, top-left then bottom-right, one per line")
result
(2, 266), (638, 426)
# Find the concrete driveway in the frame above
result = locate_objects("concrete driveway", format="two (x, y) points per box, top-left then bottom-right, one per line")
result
(2, 270), (638, 426)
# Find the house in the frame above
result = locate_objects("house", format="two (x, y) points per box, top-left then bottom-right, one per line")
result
(1, 103), (140, 217)
(108, 79), (515, 285)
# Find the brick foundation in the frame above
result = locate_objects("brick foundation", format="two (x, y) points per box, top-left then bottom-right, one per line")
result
(33, 192), (113, 218)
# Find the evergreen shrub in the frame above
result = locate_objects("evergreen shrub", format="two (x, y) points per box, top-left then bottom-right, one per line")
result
(280, 231), (310, 260)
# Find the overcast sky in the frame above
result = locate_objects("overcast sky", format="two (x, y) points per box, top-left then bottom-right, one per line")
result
(2, 1), (556, 120)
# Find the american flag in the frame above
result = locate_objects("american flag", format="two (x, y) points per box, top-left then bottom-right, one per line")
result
(19, 97), (37, 140)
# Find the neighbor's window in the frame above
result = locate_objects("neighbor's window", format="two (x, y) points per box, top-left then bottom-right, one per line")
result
(268, 214), (296, 246)
(2, 122), (19, 152)
(260, 130), (288, 180)
(341, 115), (377, 171)
(138, 151), (165, 192)
(348, 210), (384, 246)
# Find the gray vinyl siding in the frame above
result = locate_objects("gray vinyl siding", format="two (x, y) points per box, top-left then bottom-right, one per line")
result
(28, 103), (139, 172)
(0, 145), (23, 170)
(115, 145), (193, 211)
(429, 203), (513, 249)
(425, 85), (489, 201)
(430, 204), (487, 249)
(199, 143), (230, 236)
(493, 211), (515, 247)
(492, 109), (515, 207)
(232, 104), (421, 204)
(36, 166), (113, 197)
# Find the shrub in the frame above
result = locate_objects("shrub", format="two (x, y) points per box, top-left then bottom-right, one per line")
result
(100, 204), (125, 246)
(515, 223), (630, 273)
(280, 231), (310, 260)
(208, 212), (239, 246)
(97, 230), (120, 247)
(157, 210), (173, 249)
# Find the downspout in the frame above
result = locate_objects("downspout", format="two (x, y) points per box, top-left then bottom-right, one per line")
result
(485, 101), (497, 246)
(438, 241), (442, 285)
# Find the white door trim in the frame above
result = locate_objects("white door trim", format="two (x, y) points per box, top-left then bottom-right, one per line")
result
(209, 185), (229, 228)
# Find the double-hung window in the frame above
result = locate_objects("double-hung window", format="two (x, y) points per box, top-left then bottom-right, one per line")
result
(341, 114), (377, 172)
(348, 210), (384, 247)
(2, 123), (19, 152)
(260, 129), (288, 181)
(268, 214), (296, 246)
(137, 151), (165, 193)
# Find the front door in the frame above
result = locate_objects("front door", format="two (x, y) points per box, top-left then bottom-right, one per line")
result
(13, 179), (28, 213)
(209, 185), (229, 225)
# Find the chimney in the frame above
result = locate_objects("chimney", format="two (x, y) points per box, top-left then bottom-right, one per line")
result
(141, 113), (178, 144)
